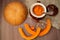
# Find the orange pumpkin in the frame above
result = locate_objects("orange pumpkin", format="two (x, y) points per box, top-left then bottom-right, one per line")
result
(24, 24), (35, 34)
(4, 2), (28, 25)
(18, 27), (41, 40)
(24, 18), (51, 36)
(30, 26), (35, 30)
(39, 18), (51, 36)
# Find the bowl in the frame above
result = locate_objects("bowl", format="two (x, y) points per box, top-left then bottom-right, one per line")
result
(30, 3), (46, 18)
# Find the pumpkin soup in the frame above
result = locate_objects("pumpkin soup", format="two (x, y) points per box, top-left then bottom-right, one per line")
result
(33, 5), (44, 16)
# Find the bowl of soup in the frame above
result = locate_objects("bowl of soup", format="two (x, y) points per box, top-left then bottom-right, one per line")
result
(30, 3), (46, 18)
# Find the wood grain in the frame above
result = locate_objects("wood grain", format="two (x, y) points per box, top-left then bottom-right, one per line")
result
(1, 0), (60, 40)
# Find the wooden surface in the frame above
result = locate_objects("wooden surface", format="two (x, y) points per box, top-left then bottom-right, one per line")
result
(1, 0), (60, 40)
(0, 0), (2, 40)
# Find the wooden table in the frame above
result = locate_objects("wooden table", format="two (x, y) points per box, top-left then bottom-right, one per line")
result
(0, 0), (60, 40)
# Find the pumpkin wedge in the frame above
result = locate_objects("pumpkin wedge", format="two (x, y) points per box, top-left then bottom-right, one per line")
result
(39, 18), (51, 36)
(18, 27), (41, 40)
(30, 26), (35, 31)
(24, 18), (51, 36)
(24, 24), (35, 34)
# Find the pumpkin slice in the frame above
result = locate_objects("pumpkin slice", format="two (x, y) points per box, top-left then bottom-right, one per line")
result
(24, 18), (51, 36)
(18, 27), (41, 40)
(39, 18), (51, 36)
(30, 26), (35, 31)
(24, 24), (35, 34)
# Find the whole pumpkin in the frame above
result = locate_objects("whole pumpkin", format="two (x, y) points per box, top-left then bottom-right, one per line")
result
(4, 2), (28, 25)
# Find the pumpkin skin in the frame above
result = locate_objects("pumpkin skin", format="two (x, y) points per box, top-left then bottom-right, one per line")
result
(4, 2), (28, 25)
(18, 27), (41, 40)
(24, 18), (51, 36)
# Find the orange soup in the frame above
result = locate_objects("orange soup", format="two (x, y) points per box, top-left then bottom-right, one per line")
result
(33, 5), (44, 16)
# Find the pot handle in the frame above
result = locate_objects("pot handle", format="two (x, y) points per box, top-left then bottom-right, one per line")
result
(37, 0), (41, 3)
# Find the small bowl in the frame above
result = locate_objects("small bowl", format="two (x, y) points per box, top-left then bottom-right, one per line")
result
(30, 3), (46, 18)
